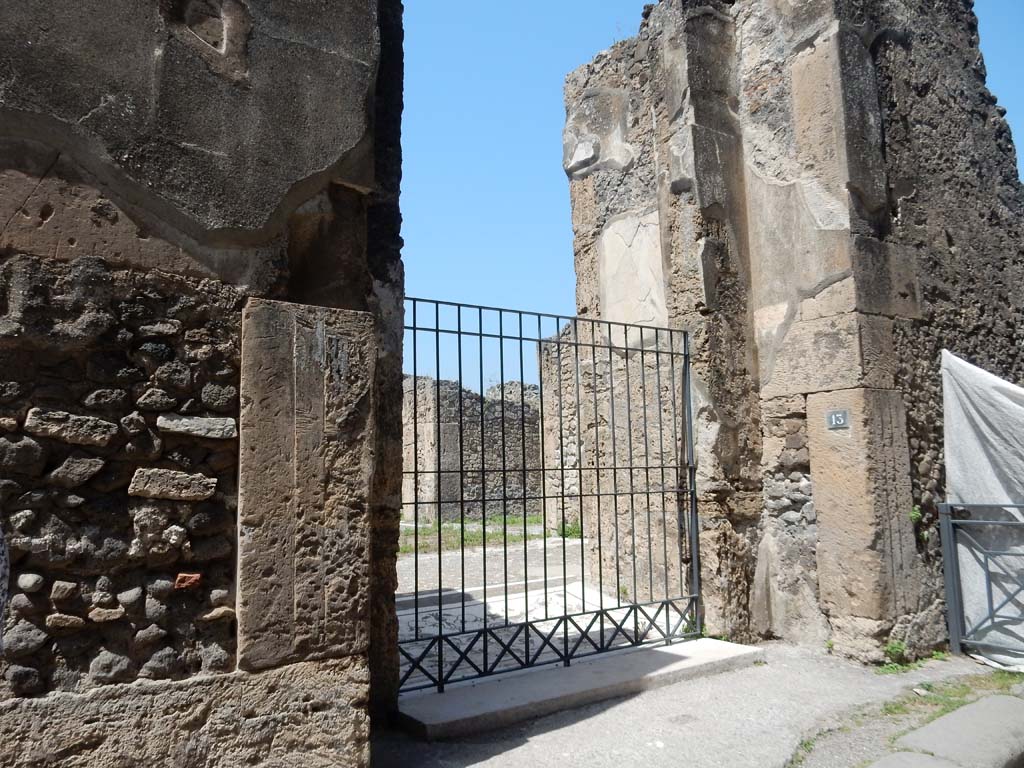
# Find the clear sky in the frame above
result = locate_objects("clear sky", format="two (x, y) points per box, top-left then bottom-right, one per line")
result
(401, 1), (1023, 320)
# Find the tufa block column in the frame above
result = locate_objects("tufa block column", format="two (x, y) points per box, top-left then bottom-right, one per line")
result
(237, 298), (377, 671)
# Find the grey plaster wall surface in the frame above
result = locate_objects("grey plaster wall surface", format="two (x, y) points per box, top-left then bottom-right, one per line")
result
(0, 0), (379, 237)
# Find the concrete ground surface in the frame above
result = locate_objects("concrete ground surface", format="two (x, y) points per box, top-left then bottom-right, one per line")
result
(374, 643), (1002, 768)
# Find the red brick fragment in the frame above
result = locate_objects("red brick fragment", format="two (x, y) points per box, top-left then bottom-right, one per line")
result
(174, 572), (202, 590)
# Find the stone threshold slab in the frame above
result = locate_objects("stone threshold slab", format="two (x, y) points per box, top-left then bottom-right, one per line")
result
(397, 638), (765, 741)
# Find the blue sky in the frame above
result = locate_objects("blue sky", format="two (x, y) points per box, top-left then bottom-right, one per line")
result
(401, 1), (1023, 320)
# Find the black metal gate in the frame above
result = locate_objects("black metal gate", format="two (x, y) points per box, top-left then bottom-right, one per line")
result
(398, 298), (701, 693)
(941, 503), (1024, 660)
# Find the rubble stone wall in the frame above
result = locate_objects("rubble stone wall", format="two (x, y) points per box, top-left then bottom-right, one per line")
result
(0, 255), (242, 698)
(402, 377), (541, 523)
(867, 0), (1024, 646)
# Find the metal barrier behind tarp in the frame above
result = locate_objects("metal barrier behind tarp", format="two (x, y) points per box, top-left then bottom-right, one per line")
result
(941, 503), (1024, 666)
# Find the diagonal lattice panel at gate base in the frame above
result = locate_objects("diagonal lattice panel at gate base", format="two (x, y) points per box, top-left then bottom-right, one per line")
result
(398, 298), (701, 692)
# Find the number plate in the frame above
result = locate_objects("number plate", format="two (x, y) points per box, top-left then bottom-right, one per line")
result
(827, 409), (850, 430)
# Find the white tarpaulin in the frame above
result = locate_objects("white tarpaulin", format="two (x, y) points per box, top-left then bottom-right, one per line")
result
(941, 350), (1024, 667)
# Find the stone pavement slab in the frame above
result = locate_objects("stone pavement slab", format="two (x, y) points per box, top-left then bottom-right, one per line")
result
(896, 695), (1024, 768)
(375, 643), (980, 768)
(398, 638), (763, 740)
(871, 753), (961, 768)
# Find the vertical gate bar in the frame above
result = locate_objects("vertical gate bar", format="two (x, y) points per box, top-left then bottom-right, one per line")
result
(498, 311), (509, 627)
(950, 513), (968, 653)
(940, 505), (963, 654)
(457, 306), (466, 634)
(518, 311), (530, 662)
(478, 307), (489, 672)
(623, 323), (639, 628)
(412, 299), (420, 642)
(607, 320), (622, 610)
(571, 318), (586, 612)
(435, 301), (444, 691)
(537, 314), (549, 620)
(638, 327), (654, 600)
(667, 330), (684, 594)
(682, 330), (702, 631)
(589, 318), (604, 640)
(654, 328), (670, 602)
(985, 546), (995, 638)
(554, 317), (570, 665)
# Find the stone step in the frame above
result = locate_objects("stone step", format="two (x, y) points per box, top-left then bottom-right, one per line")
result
(397, 638), (765, 741)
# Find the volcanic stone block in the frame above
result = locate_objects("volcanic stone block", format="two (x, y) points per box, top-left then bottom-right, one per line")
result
(23, 408), (119, 447)
(237, 299), (376, 672)
(808, 388), (921, 655)
(0, 435), (46, 476)
(128, 468), (217, 501)
(47, 452), (106, 488)
(156, 414), (238, 440)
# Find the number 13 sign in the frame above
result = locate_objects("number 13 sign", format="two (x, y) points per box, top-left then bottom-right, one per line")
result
(827, 409), (850, 430)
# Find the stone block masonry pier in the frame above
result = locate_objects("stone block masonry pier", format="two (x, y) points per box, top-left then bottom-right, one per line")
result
(0, 0), (404, 765)
(561, 0), (1024, 661)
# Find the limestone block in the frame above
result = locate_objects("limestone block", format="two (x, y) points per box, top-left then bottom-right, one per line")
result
(237, 299), (376, 672)
(563, 88), (636, 179)
(808, 389), (920, 629)
(795, 238), (921, 322)
(156, 414), (238, 440)
(744, 170), (853, 352)
(128, 468), (217, 502)
(751, 523), (830, 644)
(761, 312), (895, 398)
(597, 207), (668, 347)
(670, 123), (740, 209)
(850, 237), (922, 319)
(791, 25), (887, 216)
(660, 5), (736, 123)
(23, 408), (119, 448)
(0, 658), (370, 767)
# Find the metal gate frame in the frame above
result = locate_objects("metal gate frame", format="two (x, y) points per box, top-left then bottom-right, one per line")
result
(398, 298), (702, 693)
(941, 502), (1024, 658)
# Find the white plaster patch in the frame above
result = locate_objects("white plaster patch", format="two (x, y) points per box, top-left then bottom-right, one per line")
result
(598, 208), (668, 348)
(754, 301), (790, 341)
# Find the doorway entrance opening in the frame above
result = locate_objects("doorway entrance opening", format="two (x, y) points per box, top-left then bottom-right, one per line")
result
(397, 297), (702, 693)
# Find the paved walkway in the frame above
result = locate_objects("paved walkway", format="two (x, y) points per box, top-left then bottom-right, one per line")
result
(374, 643), (984, 768)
